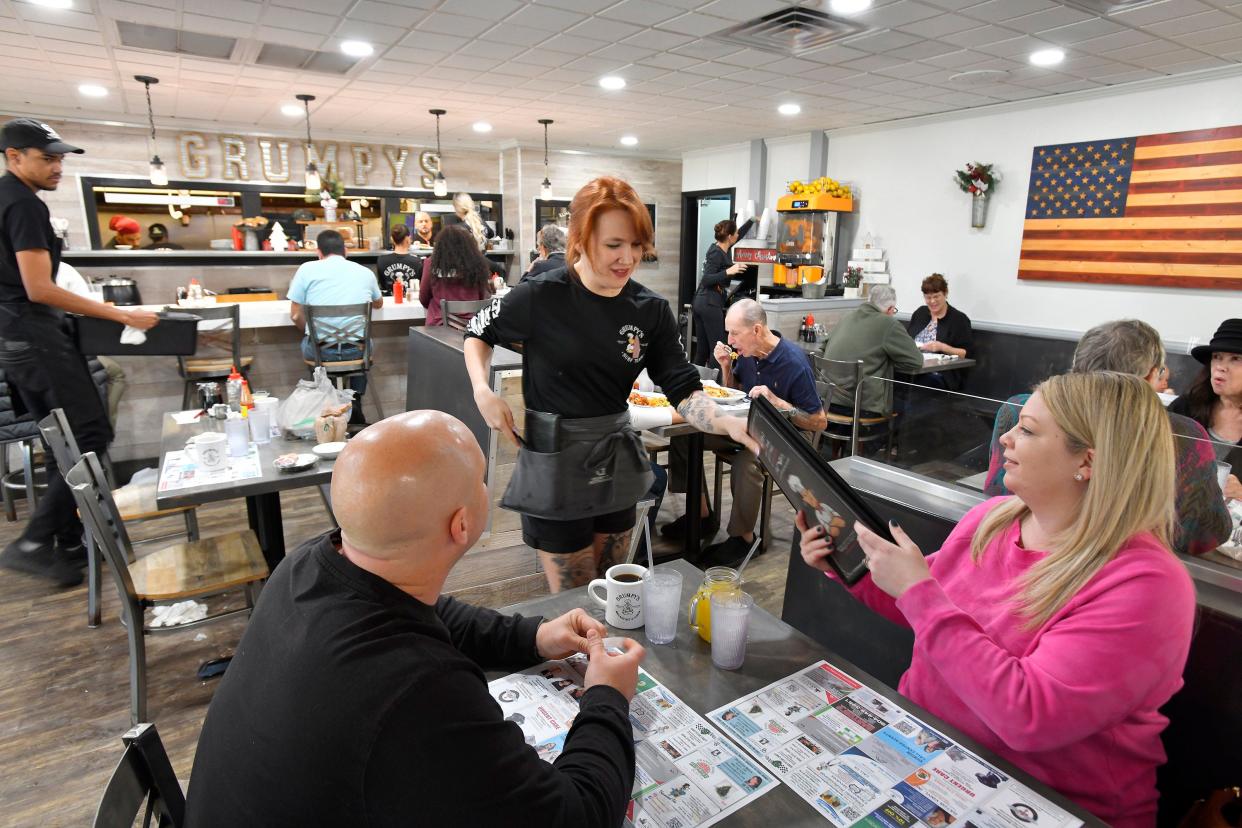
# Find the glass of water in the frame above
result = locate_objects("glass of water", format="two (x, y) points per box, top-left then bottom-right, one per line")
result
(643, 567), (683, 645)
(710, 591), (753, 670)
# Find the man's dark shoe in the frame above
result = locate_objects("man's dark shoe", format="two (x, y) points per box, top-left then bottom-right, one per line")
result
(699, 536), (761, 569)
(0, 539), (84, 587)
(660, 511), (718, 539)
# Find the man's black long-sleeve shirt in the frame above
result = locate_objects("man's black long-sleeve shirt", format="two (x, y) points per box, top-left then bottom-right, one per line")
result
(185, 530), (635, 827)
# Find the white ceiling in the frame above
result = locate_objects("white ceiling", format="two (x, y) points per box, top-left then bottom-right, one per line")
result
(2, 0), (1241, 155)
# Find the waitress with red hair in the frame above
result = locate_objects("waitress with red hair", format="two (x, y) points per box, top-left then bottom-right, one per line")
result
(106, 215), (141, 248)
(464, 176), (755, 593)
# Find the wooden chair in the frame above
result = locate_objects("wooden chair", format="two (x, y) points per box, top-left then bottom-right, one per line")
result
(174, 303), (253, 409)
(65, 452), (268, 724)
(93, 723), (185, 828)
(304, 302), (381, 421)
(39, 409), (199, 629)
(812, 354), (897, 459)
(441, 298), (491, 333)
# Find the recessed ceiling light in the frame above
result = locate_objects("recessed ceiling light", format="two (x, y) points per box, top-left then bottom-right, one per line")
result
(778, 103), (801, 116)
(830, 0), (871, 14)
(620, 135), (638, 146)
(340, 40), (373, 58)
(599, 76), (626, 90)
(472, 121), (492, 133)
(30, 0), (73, 8)
(281, 103), (303, 117)
(78, 84), (108, 98)
(1029, 47), (1065, 66)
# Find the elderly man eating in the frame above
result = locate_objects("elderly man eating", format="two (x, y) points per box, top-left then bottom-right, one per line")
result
(185, 411), (644, 827)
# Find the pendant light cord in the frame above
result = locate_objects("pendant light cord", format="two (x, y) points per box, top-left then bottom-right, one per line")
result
(435, 112), (442, 159)
(304, 98), (313, 146)
(144, 81), (156, 143)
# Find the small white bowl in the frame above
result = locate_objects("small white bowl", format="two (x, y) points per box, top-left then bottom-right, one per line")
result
(312, 441), (346, 459)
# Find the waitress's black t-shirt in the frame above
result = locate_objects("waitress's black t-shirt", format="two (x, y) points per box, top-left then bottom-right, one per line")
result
(0, 173), (59, 304)
(376, 252), (423, 295)
(465, 266), (701, 418)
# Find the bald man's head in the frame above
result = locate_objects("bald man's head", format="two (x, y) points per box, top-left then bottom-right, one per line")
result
(331, 411), (488, 561)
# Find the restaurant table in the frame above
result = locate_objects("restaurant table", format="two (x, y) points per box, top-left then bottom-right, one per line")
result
(910, 355), (976, 375)
(154, 412), (335, 568)
(493, 558), (1103, 827)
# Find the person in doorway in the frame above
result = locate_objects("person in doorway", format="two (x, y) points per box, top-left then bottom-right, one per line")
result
(419, 225), (494, 328)
(665, 299), (825, 566)
(105, 214), (141, 248)
(1169, 318), (1242, 500)
(691, 219), (749, 366)
(0, 118), (157, 586)
(376, 224), (422, 296)
(142, 222), (183, 250)
(464, 176), (756, 592)
(288, 229), (382, 424)
(185, 410), (644, 826)
(799, 372), (1195, 828)
(521, 224), (567, 283)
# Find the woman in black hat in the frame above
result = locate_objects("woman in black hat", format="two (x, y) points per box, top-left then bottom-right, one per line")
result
(1169, 318), (1242, 500)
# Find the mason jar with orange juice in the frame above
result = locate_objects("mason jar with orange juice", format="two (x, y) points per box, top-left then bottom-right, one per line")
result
(688, 566), (743, 643)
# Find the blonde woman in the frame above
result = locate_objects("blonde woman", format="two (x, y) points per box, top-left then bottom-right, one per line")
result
(797, 372), (1194, 828)
(451, 192), (493, 250)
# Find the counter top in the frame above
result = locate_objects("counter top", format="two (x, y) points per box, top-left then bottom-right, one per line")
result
(757, 295), (864, 313)
(139, 295), (426, 329)
(63, 247), (517, 268)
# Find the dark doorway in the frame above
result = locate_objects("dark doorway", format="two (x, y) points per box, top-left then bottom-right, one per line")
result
(678, 188), (735, 311)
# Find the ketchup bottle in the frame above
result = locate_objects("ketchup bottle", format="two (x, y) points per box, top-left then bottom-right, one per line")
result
(805, 313), (816, 344)
(393, 276), (404, 304)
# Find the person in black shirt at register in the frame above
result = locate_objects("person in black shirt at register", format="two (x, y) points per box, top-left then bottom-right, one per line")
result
(185, 410), (644, 827)
(466, 177), (756, 592)
(375, 223), (422, 295)
(0, 119), (157, 587)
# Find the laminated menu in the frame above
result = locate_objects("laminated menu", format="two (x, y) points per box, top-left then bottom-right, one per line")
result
(488, 651), (778, 827)
(708, 661), (1083, 828)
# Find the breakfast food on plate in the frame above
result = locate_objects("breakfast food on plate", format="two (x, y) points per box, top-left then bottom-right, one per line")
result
(628, 390), (670, 408)
(702, 384), (734, 399)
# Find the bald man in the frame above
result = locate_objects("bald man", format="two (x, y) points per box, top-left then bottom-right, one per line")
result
(413, 210), (436, 246)
(185, 411), (644, 827)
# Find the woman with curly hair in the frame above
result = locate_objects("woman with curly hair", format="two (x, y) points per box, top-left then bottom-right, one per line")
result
(419, 224), (493, 327)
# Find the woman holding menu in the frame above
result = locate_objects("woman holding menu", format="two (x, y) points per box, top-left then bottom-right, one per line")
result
(797, 371), (1193, 828)
(465, 177), (753, 593)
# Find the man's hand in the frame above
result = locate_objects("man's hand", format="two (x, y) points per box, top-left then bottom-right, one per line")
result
(535, 608), (607, 660)
(123, 309), (159, 330)
(854, 521), (931, 598)
(473, 385), (519, 447)
(583, 629), (645, 702)
(747, 385), (785, 409)
(722, 414), (758, 453)
(713, 340), (733, 370)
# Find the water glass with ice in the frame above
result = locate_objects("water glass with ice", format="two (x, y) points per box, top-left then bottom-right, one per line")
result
(643, 567), (683, 645)
(710, 591), (753, 671)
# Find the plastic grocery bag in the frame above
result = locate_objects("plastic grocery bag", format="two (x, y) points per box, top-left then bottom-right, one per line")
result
(113, 467), (159, 515)
(277, 367), (354, 439)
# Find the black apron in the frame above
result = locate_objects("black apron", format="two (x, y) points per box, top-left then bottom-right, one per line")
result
(500, 410), (653, 521)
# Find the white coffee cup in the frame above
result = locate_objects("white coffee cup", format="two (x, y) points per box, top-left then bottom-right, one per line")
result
(185, 432), (228, 474)
(588, 563), (647, 629)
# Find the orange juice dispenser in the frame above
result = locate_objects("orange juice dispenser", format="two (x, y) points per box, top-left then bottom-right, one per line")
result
(772, 184), (853, 293)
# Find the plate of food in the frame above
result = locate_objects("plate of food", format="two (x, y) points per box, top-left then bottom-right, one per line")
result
(274, 452), (318, 473)
(701, 380), (747, 402)
(628, 390), (671, 408)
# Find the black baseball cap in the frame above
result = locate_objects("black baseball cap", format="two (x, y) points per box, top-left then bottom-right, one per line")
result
(0, 118), (84, 154)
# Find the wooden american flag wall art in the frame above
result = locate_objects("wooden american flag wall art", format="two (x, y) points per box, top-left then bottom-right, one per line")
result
(1019, 124), (1242, 291)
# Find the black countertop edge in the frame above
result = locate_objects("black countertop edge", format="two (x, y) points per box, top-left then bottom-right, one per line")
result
(62, 249), (517, 268)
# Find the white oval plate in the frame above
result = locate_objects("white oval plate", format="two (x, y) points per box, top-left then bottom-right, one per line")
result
(274, 453), (318, 473)
(312, 441), (346, 459)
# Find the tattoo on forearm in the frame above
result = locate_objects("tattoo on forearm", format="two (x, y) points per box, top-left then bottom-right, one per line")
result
(677, 391), (720, 433)
(596, 530), (631, 571)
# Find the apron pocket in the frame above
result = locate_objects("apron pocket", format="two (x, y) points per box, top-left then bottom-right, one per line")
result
(501, 430), (654, 521)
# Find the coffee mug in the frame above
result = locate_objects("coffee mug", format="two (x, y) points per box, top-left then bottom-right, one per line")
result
(185, 432), (228, 474)
(588, 563), (647, 629)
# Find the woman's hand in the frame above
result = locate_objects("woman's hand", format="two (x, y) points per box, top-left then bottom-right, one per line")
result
(726, 262), (748, 276)
(919, 340), (942, 354)
(1225, 474), (1242, 502)
(473, 386), (519, 447)
(795, 510), (844, 573)
(855, 521), (931, 598)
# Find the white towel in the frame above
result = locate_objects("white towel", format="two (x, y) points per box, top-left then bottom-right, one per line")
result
(150, 600), (208, 627)
(120, 325), (147, 345)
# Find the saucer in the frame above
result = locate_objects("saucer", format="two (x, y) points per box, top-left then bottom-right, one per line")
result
(312, 441), (346, 459)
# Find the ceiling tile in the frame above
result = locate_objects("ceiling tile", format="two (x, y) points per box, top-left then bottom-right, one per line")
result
(444, 0), (522, 19)
(959, 0), (1059, 22)
(182, 15), (254, 38)
(897, 13), (983, 38)
(1000, 5), (1095, 34)
(639, 52), (702, 69)
(885, 38), (960, 59)
(255, 26), (325, 51)
(334, 19), (405, 44)
(942, 25), (1021, 47)
(261, 6), (339, 34)
(657, 12), (735, 36)
(1112, 0), (1214, 25)
(1039, 18), (1128, 44)
(1076, 29), (1161, 52)
(347, 1), (426, 26)
(854, 0), (943, 28)
(1178, 20), (1242, 43)
(841, 53), (910, 72)
(599, 0), (684, 27)
(1146, 9), (1239, 36)
(417, 11), (494, 37)
(510, 48), (579, 68)
(507, 3), (587, 30)
(699, 0), (788, 21)
(670, 40), (743, 59)
(533, 0), (617, 12)
(400, 31), (469, 52)
(845, 29), (923, 52)
(479, 23), (551, 47)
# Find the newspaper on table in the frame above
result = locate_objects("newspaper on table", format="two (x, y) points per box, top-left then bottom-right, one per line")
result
(708, 660), (1083, 828)
(157, 446), (262, 492)
(488, 650), (778, 828)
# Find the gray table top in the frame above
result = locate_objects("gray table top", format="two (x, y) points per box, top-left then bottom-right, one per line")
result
(495, 559), (1101, 827)
(154, 412), (335, 509)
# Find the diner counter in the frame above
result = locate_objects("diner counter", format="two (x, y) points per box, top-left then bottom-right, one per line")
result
(61, 247), (517, 268)
(137, 296), (425, 329)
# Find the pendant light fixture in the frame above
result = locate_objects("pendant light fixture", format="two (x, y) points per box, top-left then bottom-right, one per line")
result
(538, 119), (554, 200)
(297, 94), (321, 192)
(429, 108), (448, 197)
(135, 75), (167, 186)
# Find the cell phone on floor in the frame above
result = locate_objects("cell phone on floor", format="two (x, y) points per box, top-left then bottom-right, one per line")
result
(196, 656), (231, 681)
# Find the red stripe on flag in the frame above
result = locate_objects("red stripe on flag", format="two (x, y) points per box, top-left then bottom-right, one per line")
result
(1135, 125), (1242, 146)
(1018, 249), (1242, 265)
(1018, 270), (1242, 289)
(1022, 227), (1242, 241)
(1132, 151), (1242, 171)
(1128, 177), (1242, 194)
(1124, 203), (1242, 218)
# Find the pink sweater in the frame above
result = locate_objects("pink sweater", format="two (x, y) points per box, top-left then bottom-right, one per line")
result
(841, 497), (1195, 828)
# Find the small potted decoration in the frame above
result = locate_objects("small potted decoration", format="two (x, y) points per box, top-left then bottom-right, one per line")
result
(306, 176), (345, 222)
(843, 265), (863, 298)
(954, 162), (998, 228)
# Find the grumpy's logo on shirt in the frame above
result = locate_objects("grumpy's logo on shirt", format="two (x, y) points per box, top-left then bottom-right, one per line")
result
(619, 324), (646, 363)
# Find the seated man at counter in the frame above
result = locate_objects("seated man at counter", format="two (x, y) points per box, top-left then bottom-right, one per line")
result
(521, 223), (567, 283)
(288, 228), (382, 424)
(414, 210), (437, 247)
(822, 284), (923, 418)
(185, 411), (643, 826)
(666, 299), (826, 566)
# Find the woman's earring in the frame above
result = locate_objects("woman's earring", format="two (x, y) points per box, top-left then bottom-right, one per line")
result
(1073, 473), (1084, 481)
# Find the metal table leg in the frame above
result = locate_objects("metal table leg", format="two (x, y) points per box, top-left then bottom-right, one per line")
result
(684, 430), (705, 561)
(246, 491), (286, 570)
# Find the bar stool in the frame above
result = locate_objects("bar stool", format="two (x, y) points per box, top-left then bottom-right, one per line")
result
(174, 303), (252, 409)
(441, 298), (492, 332)
(0, 435), (46, 520)
(304, 302), (382, 422)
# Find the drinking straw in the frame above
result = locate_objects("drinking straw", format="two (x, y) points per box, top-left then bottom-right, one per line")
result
(735, 537), (763, 577)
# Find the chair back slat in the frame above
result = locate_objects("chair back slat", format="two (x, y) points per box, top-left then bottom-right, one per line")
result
(38, 408), (82, 474)
(93, 723), (186, 828)
(812, 355), (866, 455)
(441, 298), (491, 333)
(66, 453), (141, 607)
(172, 303), (239, 376)
(304, 303), (373, 364)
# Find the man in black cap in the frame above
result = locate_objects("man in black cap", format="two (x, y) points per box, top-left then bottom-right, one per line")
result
(0, 118), (159, 586)
(143, 222), (183, 250)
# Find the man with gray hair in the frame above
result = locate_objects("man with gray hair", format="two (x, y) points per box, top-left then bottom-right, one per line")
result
(521, 224), (567, 283)
(821, 285), (923, 417)
(664, 298), (826, 566)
